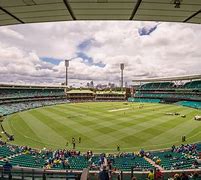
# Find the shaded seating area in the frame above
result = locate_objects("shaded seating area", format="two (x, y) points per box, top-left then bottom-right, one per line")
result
(184, 80), (201, 89)
(139, 82), (174, 90)
(133, 79), (201, 108)
(0, 88), (65, 99)
(128, 97), (161, 103)
(134, 92), (201, 100)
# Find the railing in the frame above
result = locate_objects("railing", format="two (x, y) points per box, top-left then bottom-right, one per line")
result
(0, 166), (201, 180)
(0, 167), (81, 180)
(130, 168), (201, 180)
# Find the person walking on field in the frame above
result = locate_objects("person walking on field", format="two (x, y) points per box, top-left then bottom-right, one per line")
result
(117, 144), (120, 151)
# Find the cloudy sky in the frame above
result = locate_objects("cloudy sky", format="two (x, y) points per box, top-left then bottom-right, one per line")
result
(0, 21), (200, 87)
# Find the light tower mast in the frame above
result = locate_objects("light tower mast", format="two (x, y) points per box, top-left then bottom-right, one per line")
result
(64, 57), (78, 87)
(65, 60), (69, 86)
(120, 63), (124, 91)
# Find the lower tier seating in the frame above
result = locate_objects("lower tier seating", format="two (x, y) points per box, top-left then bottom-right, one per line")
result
(176, 101), (201, 109)
(128, 98), (161, 103)
(0, 142), (200, 172)
(9, 154), (45, 169)
(148, 144), (201, 170)
(0, 99), (70, 116)
(108, 156), (153, 171)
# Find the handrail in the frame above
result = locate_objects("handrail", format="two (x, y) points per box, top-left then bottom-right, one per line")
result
(80, 168), (89, 180)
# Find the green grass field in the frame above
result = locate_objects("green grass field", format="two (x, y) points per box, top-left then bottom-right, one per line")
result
(2, 102), (201, 152)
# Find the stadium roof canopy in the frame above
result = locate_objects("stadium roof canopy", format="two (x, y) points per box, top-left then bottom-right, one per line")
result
(0, 0), (201, 26)
(132, 74), (201, 82)
(67, 89), (94, 94)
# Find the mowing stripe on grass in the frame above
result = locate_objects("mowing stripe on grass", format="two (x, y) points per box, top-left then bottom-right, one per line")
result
(3, 102), (201, 152)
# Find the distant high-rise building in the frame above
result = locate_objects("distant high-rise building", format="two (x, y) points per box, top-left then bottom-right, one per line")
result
(125, 82), (128, 88)
(90, 81), (94, 88)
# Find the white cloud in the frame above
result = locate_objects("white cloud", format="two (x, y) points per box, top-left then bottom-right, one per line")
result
(0, 27), (24, 40)
(0, 21), (200, 86)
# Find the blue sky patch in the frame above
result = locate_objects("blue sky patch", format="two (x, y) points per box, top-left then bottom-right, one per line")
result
(138, 24), (158, 36)
(77, 52), (105, 68)
(41, 57), (61, 65)
(78, 38), (94, 50)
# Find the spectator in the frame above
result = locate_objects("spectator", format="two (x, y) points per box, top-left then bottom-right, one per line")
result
(140, 149), (145, 157)
(174, 173), (181, 180)
(180, 172), (189, 180)
(190, 172), (199, 180)
(99, 166), (109, 180)
(3, 160), (12, 179)
(148, 169), (154, 180)
(155, 169), (163, 180)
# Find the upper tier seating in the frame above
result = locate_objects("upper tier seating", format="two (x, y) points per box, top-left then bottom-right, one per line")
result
(139, 82), (174, 90)
(138, 80), (201, 90)
(0, 88), (65, 100)
(183, 80), (201, 89)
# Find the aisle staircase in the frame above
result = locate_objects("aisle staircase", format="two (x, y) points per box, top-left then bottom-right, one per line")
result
(144, 156), (164, 171)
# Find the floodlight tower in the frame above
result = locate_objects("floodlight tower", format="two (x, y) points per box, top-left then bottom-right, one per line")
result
(64, 57), (78, 87)
(65, 60), (69, 86)
(120, 63), (124, 91)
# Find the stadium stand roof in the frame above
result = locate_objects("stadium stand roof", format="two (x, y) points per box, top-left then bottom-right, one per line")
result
(96, 91), (125, 94)
(67, 89), (94, 94)
(132, 74), (201, 82)
(0, 0), (201, 26)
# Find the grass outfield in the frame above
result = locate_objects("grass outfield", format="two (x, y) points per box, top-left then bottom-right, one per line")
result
(2, 102), (201, 152)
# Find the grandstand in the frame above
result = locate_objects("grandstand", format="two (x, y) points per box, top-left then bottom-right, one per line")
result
(95, 91), (126, 101)
(0, 84), (68, 116)
(66, 89), (95, 101)
(0, 0), (201, 178)
(66, 89), (126, 101)
(0, 141), (200, 179)
(0, 80), (200, 179)
(129, 75), (201, 109)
